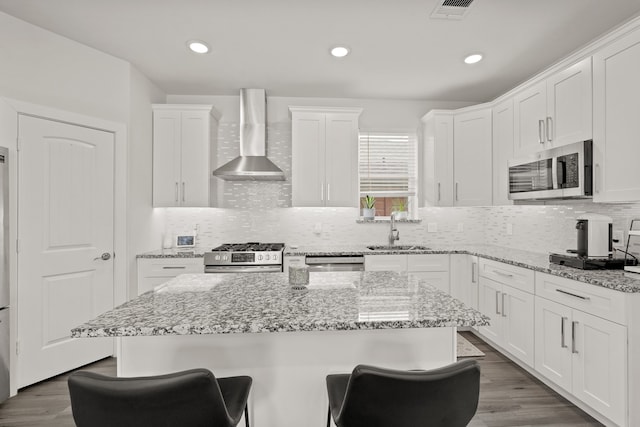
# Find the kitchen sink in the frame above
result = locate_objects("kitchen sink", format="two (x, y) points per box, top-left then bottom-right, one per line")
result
(366, 245), (431, 251)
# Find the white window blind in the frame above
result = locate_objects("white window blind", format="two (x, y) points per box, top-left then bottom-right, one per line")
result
(359, 132), (418, 197)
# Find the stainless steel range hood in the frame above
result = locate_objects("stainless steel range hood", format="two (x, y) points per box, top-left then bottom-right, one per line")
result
(212, 89), (285, 181)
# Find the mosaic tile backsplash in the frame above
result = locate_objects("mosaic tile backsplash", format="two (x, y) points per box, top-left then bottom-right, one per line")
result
(161, 121), (640, 257)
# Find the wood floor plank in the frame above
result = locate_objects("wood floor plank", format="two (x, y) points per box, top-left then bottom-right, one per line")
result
(0, 335), (604, 426)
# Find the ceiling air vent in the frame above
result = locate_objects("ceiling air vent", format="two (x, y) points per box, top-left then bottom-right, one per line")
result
(430, 0), (476, 20)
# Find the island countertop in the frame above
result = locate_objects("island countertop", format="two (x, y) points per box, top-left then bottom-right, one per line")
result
(72, 271), (489, 338)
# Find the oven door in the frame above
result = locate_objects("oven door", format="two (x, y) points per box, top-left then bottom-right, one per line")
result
(204, 265), (283, 273)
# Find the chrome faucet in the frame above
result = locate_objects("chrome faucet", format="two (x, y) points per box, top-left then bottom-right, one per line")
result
(389, 212), (400, 246)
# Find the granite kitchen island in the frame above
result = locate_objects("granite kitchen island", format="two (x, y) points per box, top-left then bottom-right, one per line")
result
(72, 271), (489, 427)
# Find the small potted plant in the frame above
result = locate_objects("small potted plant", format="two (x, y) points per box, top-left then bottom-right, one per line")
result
(392, 198), (408, 220)
(362, 195), (376, 220)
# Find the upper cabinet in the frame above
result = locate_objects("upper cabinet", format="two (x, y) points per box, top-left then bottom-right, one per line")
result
(421, 111), (454, 207)
(492, 99), (514, 206)
(593, 27), (640, 202)
(453, 108), (493, 206)
(152, 104), (219, 207)
(513, 57), (592, 157)
(290, 106), (362, 207)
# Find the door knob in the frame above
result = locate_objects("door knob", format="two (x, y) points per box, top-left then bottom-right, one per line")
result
(94, 252), (111, 261)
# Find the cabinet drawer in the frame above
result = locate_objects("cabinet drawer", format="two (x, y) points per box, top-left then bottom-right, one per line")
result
(364, 255), (407, 272)
(138, 258), (204, 277)
(407, 254), (449, 272)
(479, 258), (534, 294)
(535, 272), (627, 325)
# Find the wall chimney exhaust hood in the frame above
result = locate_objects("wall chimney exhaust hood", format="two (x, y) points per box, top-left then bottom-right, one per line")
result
(212, 88), (285, 181)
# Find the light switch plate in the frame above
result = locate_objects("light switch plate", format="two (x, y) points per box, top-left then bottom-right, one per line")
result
(457, 223), (464, 232)
(506, 223), (513, 235)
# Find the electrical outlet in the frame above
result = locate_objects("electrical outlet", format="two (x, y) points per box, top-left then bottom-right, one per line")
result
(314, 223), (322, 235)
(457, 223), (464, 232)
(506, 223), (513, 236)
(427, 223), (438, 233)
(613, 230), (624, 246)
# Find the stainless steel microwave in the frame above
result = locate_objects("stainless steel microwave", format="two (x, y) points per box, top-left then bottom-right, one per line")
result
(508, 140), (592, 200)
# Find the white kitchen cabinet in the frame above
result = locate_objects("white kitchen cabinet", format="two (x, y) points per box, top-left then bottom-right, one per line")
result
(593, 27), (640, 202)
(152, 104), (219, 207)
(137, 257), (204, 295)
(365, 254), (449, 293)
(449, 254), (478, 310)
(492, 99), (514, 205)
(290, 107), (362, 207)
(477, 259), (535, 367)
(453, 108), (493, 206)
(513, 57), (592, 157)
(421, 111), (454, 207)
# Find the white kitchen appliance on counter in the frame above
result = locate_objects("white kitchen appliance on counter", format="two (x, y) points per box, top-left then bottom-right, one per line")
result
(576, 213), (613, 258)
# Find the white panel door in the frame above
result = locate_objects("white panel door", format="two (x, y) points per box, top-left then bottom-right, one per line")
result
(513, 81), (547, 157)
(546, 57), (592, 148)
(492, 99), (514, 205)
(571, 310), (626, 427)
(534, 296), (572, 392)
(501, 285), (534, 367)
(152, 110), (181, 207)
(453, 108), (492, 206)
(477, 277), (502, 343)
(325, 113), (357, 207)
(180, 111), (210, 207)
(292, 113), (325, 207)
(17, 115), (114, 387)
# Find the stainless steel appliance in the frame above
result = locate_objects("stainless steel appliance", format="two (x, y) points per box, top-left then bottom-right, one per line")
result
(508, 140), (592, 200)
(0, 147), (10, 403)
(204, 242), (285, 273)
(305, 255), (365, 272)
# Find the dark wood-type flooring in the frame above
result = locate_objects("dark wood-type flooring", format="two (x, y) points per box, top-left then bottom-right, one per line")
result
(0, 332), (603, 426)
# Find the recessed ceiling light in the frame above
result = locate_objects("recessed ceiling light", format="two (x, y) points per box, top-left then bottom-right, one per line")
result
(330, 46), (350, 58)
(188, 40), (210, 54)
(464, 53), (483, 64)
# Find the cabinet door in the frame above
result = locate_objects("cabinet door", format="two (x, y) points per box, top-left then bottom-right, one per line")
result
(535, 296), (572, 392)
(364, 255), (407, 272)
(501, 284), (534, 367)
(571, 310), (626, 426)
(492, 99), (514, 206)
(325, 113), (358, 207)
(153, 110), (182, 207)
(593, 28), (640, 202)
(453, 108), (492, 206)
(546, 57), (592, 148)
(409, 271), (449, 294)
(292, 112), (326, 207)
(513, 81), (547, 157)
(449, 254), (469, 303)
(180, 111), (210, 207)
(422, 113), (454, 207)
(477, 277), (502, 344)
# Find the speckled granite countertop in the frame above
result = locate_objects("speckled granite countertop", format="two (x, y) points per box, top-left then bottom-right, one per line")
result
(72, 272), (490, 338)
(284, 244), (640, 293)
(137, 248), (206, 258)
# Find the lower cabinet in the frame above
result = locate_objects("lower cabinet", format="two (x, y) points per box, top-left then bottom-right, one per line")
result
(534, 273), (627, 427)
(477, 259), (535, 367)
(449, 254), (479, 310)
(364, 254), (449, 293)
(137, 257), (204, 295)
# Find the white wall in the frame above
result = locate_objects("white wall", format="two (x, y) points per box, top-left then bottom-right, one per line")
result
(127, 67), (166, 297)
(0, 11), (130, 123)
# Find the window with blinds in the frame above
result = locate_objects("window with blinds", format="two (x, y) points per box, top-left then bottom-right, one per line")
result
(359, 131), (418, 217)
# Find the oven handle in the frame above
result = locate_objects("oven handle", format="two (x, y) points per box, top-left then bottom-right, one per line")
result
(204, 265), (282, 273)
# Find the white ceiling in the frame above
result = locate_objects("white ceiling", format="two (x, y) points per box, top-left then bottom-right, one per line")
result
(1, 0), (640, 102)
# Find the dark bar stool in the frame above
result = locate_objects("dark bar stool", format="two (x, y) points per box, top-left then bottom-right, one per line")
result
(68, 368), (252, 427)
(326, 359), (480, 427)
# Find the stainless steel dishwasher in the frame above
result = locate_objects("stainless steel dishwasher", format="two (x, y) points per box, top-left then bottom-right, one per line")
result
(305, 255), (365, 272)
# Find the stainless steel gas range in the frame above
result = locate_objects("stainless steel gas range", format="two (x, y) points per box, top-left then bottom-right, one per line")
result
(204, 242), (285, 273)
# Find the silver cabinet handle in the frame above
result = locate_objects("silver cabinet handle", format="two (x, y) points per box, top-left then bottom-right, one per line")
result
(494, 270), (514, 278)
(546, 117), (553, 142)
(182, 182), (186, 202)
(495, 290), (501, 315)
(327, 183), (331, 201)
(561, 316), (568, 348)
(501, 292), (507, 317)
(455, 183), (459, 202)
(437, 182), (441, 202)
(595, 163), (600, 194)
(93, 252), (111, 261)
(175, 182), (179, 202)
(471, 261), (477, 283)
(162, 266), (186, 269)
(538, 120), (545, 144)
(555, 288), (590, 300)
(571, 321), (579, 354)
(320, 183), (324, 202)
